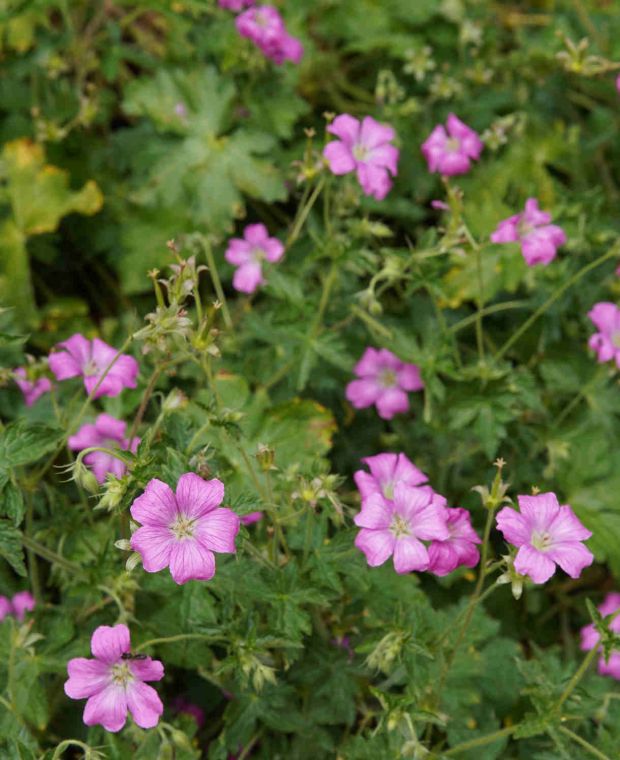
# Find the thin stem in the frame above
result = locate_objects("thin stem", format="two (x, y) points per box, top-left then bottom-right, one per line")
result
(495, 242), (620, 362)
(24, 495), (40, 602)
(135, 633), (222, 652)
(558, 727), (611, 760)
(442, 726), (516, 756)
(21, 534), (81, 574)
(448, 300), (529, 334)
(202, 236), (233, 330)
(128, 366), (163, 440)
(242, 537), (277, 571)
(286, 177), (326, 248)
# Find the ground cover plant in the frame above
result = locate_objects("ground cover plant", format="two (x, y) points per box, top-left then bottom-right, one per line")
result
(1, 0), (620, 757)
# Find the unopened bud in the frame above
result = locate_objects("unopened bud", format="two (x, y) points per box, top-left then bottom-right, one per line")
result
(125, 552), (142, 572)
(74, 460), (99, 494)
(162, 388), (188, 413)
(256, 444), (275, 472)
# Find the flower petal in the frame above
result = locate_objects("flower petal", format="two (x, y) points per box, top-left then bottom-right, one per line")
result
(233, 261), (263, 293)
(514, 544), (556, 584)
(354, 528), (395, 567)
(130, 479), (178, 527)
(546, 541), (593, 579)
(83, 683), (128, 733)
(126, 681), (164, 729)
(353, 493), (393, 530)
(129, 658), (164, 683)
(194, 507), (240, 553)
(393, 536), (429, 573)
(168, 540), (216, 584)
(131, 525), (175, 573)
(91, 624), (131, 662)
(323, 141), (356, 175)
(495, 506), (530, 547)
(65, 658), (111, 699)
(345, 378), (380, 409)
(326, 114), (360, 145)
(175, 474), (225, 519)
(375, 387), (409, 419)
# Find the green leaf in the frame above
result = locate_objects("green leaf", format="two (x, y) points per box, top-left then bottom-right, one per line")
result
(1, 481), (25, 526)
(0, 420), (63, 468)
(0, 519), (26, 576)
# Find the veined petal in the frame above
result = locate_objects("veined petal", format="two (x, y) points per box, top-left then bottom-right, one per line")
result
(131, 479), (178, 527)
(514, 544), (556, 584)
(65, 658), (111, 699)
(546, 541), (593, 579)
(496, 506), (530, 547)
(354, 528), (395, 567)
(83, 683), (128, 733)
(353, 493), (393, 529)
(168, 539), (216, 584)
(323, 141), (356, 175)
(131, 525), (175, 573)
(176, 473), (225, 519)
(129, 658), (164, 683)
(91, 624), (131, 662)
(126, 681), (164, 729)
(194, 507), (240, 553)
(393, 536), (428, 573)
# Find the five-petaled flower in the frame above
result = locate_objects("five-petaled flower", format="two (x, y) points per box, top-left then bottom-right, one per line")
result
(346, 348), (424, 420)
(587, 302), (620, 369)
(490, 198), (566, 266)
(130, 473), (240, 584)
(69, 414), (140, 484)
(64, 624), (164, 732)
(580, 593), (620, 680)
(496, 492), (593, 584)
(427, 507), (481, 576)
(354, 483), (449, 573)
(13, 368), (52, 406)
(354, 452), (427, 502)
(49, 334), (138, 399)
(421, 114), (483, 176)
(236, 5), (303, 65)
(323, 114), (399, 201)
(225, 224), (284, 294)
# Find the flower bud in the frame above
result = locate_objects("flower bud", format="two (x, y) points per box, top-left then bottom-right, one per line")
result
(74, 460), (99, 494)
(256, 444), (275, 472)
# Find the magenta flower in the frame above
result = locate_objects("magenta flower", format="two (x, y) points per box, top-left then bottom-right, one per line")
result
(354, 483), (449, 573)
(130, 474), (240, 585)
(580, 593), (620, 680)
(225, 224), (284, 294)
(0, 596), (12, 621)
(236, 6), (303, 65)
(11, 591), (35, 621)
(421, 114), (483, 176)
(323, 115), (399, 201)
(588, 302), (620, 369)
(64, 624), (164, 732)
(49, 334), (138, 399)
(354, 452), (427, 502)
(68, 414), (140, 484)
(490, 198), (567, 266)
(241, 511), (263, 526)
(616, 74), (620, 95)
(427, 508), (481, 576)
(346, 348), (424, 420)
(219, 0), (254, 10)
(13, 368), (52, 406)
(496, 492), (593, 584)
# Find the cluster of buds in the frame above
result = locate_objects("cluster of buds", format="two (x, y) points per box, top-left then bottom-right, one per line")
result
(403, 46), (436, 82)
(292, 473), (343, 517)
(481, 112), (526, 151)
(366, 630), (406, 673)
(556, 35), (617, 76)
(291, 127), (325, 184)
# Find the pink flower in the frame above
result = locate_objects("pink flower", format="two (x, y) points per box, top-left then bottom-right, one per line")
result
(323, 115), (399, 201)
(588, 302), (620, 369)
(354, 483), (449, 573)
(0, 596), (12, 621)
(580, 593), (620, 680)
(427, 508), (481, 576)
(11, 591), (35, 621)
(49, 334), (138, 399)
(236, 6), (303, 65)
(354, 452), (427, 502)
(64, 624), (164, 732)
(130, 473), (240, 585)
(13, 368), (52, 406)
(496, 492), (593, 584)
(241, 511), (263, 525)
(490, 198), (566, 266)
(224, 224), (284, 294)
(616, 74), (620, 95)
(219, 0), (255, 10)
(173, 696), (206, 727)
(346, 348), (424, 420)
(68, 414), (140, 484)
(421, 114), (483, 176)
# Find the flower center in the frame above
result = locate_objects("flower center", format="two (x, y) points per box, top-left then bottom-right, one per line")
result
(390, 514), (410, 539)
(612, 332), (620, 349)
(83, 359), (100, 376)
(171, 514), (196, 540)
(531, 530), (553, 552)
(379, 369), (397, 388)
(445, 137), (461, 152)
(251, 246), (266, 263)
(111, 662), (133, 687)
(352, 143), (369, 162)
(517, 219), (534, 238)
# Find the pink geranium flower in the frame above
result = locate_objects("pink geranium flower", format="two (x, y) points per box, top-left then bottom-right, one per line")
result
(13, 368), (52, 406)
(588, 302), (620, 369)
(68, 414), (140, 484)
(354, 483), (449, 573)
(224, 224), (284, 294)
(427, 508), (481, 576)
(219, 0), (254, 10)
(354, 452), (427, 502)
(0, 596), (12, 621)
(490, 198), (566, 266)
(64, 624), (164, 732)
(11, 591), (35, 621)
(130, 473), (240, 585)
(241, 511), (263, 525)
(323, 115), (399, 201)
(496, 492), (593, 584)
(236, 6), (303, 65)
(346, 348), (424, 420)
(49, 334), (138, 399)
(580, 593), (620, 680)
(421, 114), (483, 176)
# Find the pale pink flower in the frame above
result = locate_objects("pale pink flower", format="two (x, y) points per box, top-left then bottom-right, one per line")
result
(490, 198), (566, 266)
(225, 224), (284, 294)
(219, 0), (255, 10)
(0, 596), (12, 621)
(130, 474), (240, 585)
(421, 114), (483, 176)
(49, 334), (138, 399)
(64, 624), (164, 732)
(323, 115), (399, 201)
(580, 593), (620, 680)
(346, 348), (424, 420)
(354, 452), (427, 502)
(68, 414), (140, 484)
(241, 511), (263, 525)
(496, 492), (593, 584)
(13, 368), (52, 406)
(588, 302), (620, 369)
(427, 508), (481, 576)
(236, 6), (303, 65)
(354, 483), (449, 573)
(11, 591), (35, 621)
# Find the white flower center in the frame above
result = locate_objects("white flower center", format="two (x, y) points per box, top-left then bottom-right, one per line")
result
(390, 514), (410, 539)
(111, 662), (134, 687)
(171, 514), (196, 540)
(379, 369), (397, 388)
(445, 137), (461, 152)
(352, 143), (369, 162)
(251, 246), (266, 263)
(83, 359), (100, 376)
(531, 531), (553, 551)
